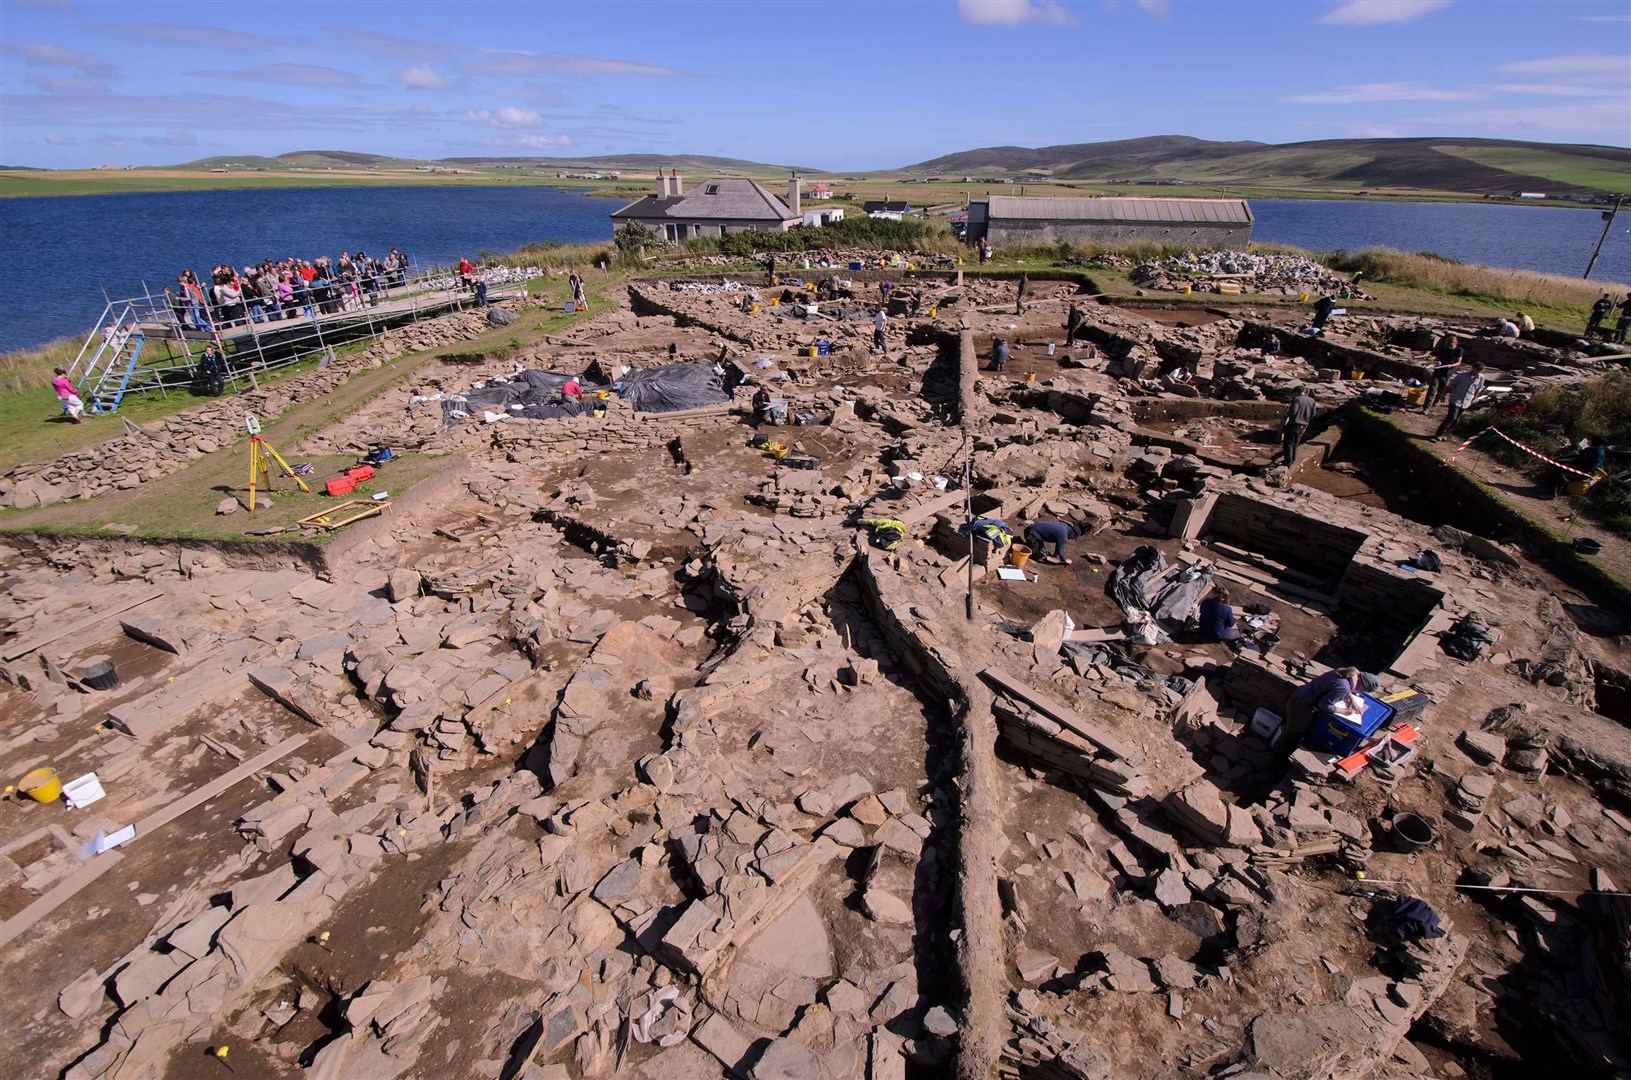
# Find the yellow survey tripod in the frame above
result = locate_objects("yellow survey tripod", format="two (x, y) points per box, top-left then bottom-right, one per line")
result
(245, 414), (309, 513)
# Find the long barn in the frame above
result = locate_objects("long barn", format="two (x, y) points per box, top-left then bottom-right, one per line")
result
(969, 195), (1253, 249)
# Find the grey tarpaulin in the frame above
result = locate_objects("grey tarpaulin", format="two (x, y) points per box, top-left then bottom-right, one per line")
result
(1107, 545), (1167, 615)
(1150, 563), (1215, 629)
(1105, 546), (1215, 642)
(616, 361), (729, 414)
(441, 370), (599, 425)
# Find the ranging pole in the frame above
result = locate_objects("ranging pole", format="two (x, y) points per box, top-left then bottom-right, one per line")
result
(1584, 195), (1624, 280)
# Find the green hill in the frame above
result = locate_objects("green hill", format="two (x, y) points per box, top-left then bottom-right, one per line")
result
(900, 136), (1631, 196)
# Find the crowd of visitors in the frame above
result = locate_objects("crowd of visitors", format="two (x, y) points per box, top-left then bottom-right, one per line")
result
(164, 248), (412, 332)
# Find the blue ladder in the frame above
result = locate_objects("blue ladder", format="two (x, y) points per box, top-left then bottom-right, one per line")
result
(97, 333), (147, 413)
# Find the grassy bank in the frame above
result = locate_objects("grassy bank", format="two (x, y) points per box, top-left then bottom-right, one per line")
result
(1462, 370), (1631, 538)
(0, 269), (627, 539)
(0, 269), (623, 477)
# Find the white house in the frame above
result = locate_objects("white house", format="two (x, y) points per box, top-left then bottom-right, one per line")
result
(802, 208), (844, 227)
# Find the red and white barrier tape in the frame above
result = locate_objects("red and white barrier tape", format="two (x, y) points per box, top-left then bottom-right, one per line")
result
(1447, 426), (1594, 478)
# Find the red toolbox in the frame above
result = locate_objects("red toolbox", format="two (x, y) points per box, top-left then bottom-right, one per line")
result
(325, 475), (357, 497)
(346, 464), (377, 483)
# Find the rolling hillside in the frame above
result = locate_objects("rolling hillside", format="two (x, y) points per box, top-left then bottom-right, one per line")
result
(901, 136), (1631, 196)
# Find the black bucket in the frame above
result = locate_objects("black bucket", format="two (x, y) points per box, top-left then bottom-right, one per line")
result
(1574, 537), (1602, 555)
(81, 659), (119, 691)
(1392, 812), (1436, 853)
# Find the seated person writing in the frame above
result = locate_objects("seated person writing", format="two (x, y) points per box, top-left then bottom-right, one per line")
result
(1197, 586), (1241, 644)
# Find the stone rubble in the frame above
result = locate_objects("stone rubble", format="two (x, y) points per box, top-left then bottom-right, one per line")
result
(0, 254), (1627, 1080)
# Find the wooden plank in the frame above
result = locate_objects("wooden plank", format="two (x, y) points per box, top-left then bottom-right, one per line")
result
(2, 589), (165, 660)
(0, 852), (125, 949)
(1064, 627), (1128, 642)
(979, 665), (1144, 766)
(897, 489), (967, 527)
(0, 735), (310, 945)
(133, 734), (308, 838)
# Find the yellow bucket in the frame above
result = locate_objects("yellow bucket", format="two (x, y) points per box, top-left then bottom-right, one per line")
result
(1298, 292), (1311, 303)
(1182, 285), (1192, 295)
(1349, 370), (1365, 381)
(929, 308), (937, 318)
(750, 304), (759, 313)
(1008, 544), (1032, 568)
(807, 346), (818, 357)
(1566, 478), (1593, 497)
(1405, 386), (1426, 406)
(20, 767), (62, 803)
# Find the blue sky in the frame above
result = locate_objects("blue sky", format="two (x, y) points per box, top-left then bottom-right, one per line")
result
(2, 0), (1627, 169)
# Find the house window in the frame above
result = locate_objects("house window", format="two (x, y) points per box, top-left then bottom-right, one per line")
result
(665, 224), (677, 242)
(706, 184), (719, 194)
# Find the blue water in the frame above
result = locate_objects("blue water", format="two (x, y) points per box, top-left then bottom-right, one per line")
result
(1250, 198), (1631, 283)
(1, 185), (1628, 352)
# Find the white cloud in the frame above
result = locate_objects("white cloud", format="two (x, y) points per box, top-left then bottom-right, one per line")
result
(465, 106), (543, 127)
(25, 72), (105, 94)
(1497, 53), (1631, 76)
(2, 88), (431, 133)
(1492, 82), (1623, 97)
(956, 0), (1077, 27)
(1405, 98), (1631, 140)
(1285, 81), (1480, 103)
(329, 28), (467, 62)
(1345, 123), (1402, 137)
(1136, 0), (1170, 15)
(190, 63), (369, 88)
(96, 22), (277, 52)
(1, 42), (116, 77)
(459, 50), (691, 79)
(1319, 0), (1451, 27)
(43, 132), (78, 145)
(95, 131), (198, 148)
(397, 65), (451, 90)
(511, 134), (572, 149)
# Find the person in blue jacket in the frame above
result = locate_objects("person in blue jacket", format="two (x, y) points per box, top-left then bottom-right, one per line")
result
(1024, 519), (1078, 565)
(1197, 586), (1241, 643)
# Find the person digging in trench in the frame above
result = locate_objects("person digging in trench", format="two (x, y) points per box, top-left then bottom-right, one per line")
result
(1024, 519), (1078, 565)
(989, 336), (1011, 371)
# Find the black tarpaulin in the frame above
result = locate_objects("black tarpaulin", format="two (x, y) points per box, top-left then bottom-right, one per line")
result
(617, 361), (729, 414)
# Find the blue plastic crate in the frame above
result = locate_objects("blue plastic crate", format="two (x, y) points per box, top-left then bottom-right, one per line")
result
(1305, 694), (1394, 756)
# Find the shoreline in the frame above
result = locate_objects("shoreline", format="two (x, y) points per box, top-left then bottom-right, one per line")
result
(0, 172), (1617, 211)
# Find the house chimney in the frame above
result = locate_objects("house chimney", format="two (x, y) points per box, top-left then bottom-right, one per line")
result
(788, 171), (801, 216)
(671, 172), (683, 196)
(656, 168), (669, 198)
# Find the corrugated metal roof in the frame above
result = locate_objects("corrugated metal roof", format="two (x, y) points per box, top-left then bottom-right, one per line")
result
(982, 196), (1253, 225)
(611, 178), (796, 222)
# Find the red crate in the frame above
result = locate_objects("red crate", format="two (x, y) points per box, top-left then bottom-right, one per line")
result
(346, 464), (376, 483)
(325, 476), (357, 497)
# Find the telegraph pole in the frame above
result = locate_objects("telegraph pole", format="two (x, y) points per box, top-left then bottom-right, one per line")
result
(1584, 195), (1624, 280)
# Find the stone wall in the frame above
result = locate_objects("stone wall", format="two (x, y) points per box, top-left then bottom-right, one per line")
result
(1209, 491), (1370, 580)
(1335, 558), (1446, 659)
(986, 221), (1252, 249)
(0, 308), (496, 509)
